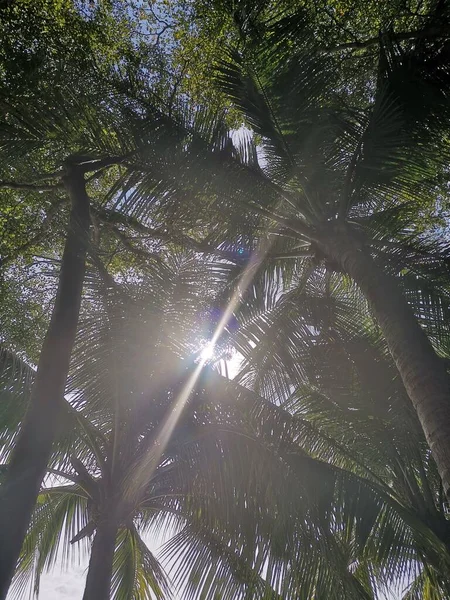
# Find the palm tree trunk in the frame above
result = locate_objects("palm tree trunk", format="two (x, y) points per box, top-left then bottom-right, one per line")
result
(320, 227), (450, 498)
(0, 166), (91, 599)
(82, 518), (118, 600)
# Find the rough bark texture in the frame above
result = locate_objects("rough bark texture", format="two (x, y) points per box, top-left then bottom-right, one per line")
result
(82, 518), (118, 600)
(319, 224), (450, 498)
(0, 167), (91, 599)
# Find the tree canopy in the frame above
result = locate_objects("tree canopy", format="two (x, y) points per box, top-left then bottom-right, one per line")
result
(1, 1), (450, 599)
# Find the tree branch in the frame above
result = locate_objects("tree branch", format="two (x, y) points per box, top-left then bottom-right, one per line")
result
(73, 155), (131, 174)
(0, 157), (128, 193)
(329, 25), (448, 52)
(269, 249), (314, 260)
(108, 224), (163, 264)
(0, 197), (67, 268)
(93, 207), (246, 262)
(0, 181), (63, 192)
(88, 248), (125, 295)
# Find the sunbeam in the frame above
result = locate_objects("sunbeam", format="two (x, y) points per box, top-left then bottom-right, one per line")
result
(125, 240), (274, 502)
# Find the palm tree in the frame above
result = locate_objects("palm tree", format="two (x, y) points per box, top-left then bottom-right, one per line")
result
(2, 6), (450, 597)
(0, 151), (92, 596)
(228, 269), (450, 597)
(175, 1), (450, 498)
(3, 260), (450, 599)
(0, 68), (243, 594)
(0, 256), (392, 600)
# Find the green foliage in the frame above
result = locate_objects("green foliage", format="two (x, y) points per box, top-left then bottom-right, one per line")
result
(142, 0), (449, 116)
(1, 1), (450, 599)
(0, 0), (132, 94)
(4, 263), (450, 598)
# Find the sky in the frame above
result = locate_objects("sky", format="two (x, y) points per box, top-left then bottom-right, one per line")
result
(37, 565), (86, 599)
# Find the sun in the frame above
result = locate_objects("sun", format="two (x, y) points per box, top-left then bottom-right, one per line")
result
(199, 341), (216, 362)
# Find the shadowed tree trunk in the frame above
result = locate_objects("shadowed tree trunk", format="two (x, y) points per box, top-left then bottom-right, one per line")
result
(82, 516), (118, 600)
(319, 223), (450, 498)
(0, 165), (91, 599)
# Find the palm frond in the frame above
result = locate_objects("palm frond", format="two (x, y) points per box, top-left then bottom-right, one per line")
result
(10, 484), (89, 599)
(111, 526), (170, 600)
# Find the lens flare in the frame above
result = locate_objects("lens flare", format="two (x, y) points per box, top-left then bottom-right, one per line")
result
(125, 240), (274, 502)
(200, 341), (216, 361)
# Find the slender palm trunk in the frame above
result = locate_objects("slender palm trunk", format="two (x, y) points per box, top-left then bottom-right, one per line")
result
(0, 166), (91, 599)
(82, 519), (118, 600)
(320, 226), (450, 497)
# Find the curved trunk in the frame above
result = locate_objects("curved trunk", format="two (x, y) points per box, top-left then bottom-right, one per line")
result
(0, 167), (91, 599)
(82, 518), (118, 600)
(320, 228), (450, 497)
